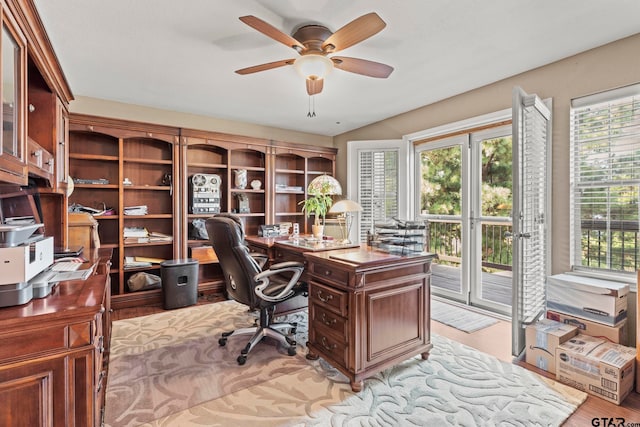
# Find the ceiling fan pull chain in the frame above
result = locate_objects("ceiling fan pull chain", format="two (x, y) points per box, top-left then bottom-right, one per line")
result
(307, 95), (316, 118)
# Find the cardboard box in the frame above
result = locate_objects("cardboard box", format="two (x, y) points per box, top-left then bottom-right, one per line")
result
(547, 273), (629, 325)
(556, 334), (636, 405)
(546, 310), (628, 345)
(525, 319), (578, 374)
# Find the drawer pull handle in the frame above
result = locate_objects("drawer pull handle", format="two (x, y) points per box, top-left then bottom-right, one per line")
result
(323, 270), (331, 276)
(321, 312), (336, 326)
(321, 336), (337, 351)
(317, 291), (333, 303)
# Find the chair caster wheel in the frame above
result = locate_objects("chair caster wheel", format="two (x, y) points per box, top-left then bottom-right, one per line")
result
(218, 338), (227, 346)
(287, 347), (296, 356)
(237, 355), (247, 365)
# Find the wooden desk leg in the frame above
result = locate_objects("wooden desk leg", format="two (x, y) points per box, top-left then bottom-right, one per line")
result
(306, 343), (319, 360)
(350, 380), (363, 392)
(421, 351), (430, 360)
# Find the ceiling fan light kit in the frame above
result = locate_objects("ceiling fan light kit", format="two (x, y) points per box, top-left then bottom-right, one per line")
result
(294, 54), (333, 80)
(236, 12), (393, 98)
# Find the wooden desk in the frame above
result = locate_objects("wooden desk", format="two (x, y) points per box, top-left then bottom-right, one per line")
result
(304, 248), (435, 392)
(0, 248), (112, 427)
(245, 236), (358, 314)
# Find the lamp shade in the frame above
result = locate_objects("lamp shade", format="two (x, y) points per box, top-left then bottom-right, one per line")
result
(307, 174), (342, 196)
(329, 199), (362, 213)
(293, 54), (334, 80)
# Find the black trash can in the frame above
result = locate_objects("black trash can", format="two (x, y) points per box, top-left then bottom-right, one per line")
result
(160, 258), (199, 309)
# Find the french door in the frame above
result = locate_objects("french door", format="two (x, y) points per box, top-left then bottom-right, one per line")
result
(416, 126), (514, 316)
(511, 87), (552, 357)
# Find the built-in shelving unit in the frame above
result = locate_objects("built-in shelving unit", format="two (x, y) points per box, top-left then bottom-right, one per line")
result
(68, 115), (180, 308)
(67, 119), (337, 309)
(272, 145), (335, 234)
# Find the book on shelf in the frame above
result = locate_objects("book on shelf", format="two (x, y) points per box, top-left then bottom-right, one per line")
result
(124, 237), (150, 244)
(124, 205), (148, 215)
(123, 226), (149, 238)
(134, 256), (166, 264)
(148, 231), (172, 242)
(124, 256), (151, 268)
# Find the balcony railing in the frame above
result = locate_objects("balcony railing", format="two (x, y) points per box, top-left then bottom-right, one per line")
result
(425, 219), (513, 271)
(580, 219), (639, 272)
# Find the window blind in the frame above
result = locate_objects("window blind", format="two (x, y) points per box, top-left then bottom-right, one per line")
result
(570, 85), (640, 273)
(358, 149), (398, 242)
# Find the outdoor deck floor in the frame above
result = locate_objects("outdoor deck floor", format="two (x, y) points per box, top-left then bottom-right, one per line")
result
(431, 263), (512, 307)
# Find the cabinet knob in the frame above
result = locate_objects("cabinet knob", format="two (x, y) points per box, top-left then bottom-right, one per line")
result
(59, 140), (65, 146)
(46, 158), (54, 166)
(31, 150), (42, 158)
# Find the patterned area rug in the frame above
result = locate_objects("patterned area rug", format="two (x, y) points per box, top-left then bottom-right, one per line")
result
(431, 299), (500, 333)
(104, 300), (586, 427)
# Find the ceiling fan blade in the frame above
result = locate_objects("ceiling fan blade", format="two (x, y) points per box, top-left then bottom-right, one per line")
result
(306, 78), (324, 95)
(322, 12), (386, 53)
(239, 16), (306, 52)
(331, 56), (394, 78)
(235, 59), (295, 75)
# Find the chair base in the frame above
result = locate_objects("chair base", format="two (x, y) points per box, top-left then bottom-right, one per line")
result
(219, 321), (298, 365)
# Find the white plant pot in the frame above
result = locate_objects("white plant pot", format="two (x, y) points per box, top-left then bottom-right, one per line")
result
(312, 224), (324, 239)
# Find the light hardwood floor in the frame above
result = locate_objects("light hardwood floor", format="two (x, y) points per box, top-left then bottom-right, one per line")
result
(113, 297), (640, 426)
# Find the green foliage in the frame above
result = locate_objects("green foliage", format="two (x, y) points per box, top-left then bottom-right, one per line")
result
(299, 194), (333, 226)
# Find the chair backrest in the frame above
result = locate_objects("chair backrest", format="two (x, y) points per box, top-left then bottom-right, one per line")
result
(205, 215), (261, 309)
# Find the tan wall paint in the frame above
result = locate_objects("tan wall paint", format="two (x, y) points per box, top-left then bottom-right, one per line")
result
(69, 96), (334, 148)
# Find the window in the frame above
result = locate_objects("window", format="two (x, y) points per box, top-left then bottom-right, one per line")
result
(570, 84), (640, 275)
(347, 139), (408, 243)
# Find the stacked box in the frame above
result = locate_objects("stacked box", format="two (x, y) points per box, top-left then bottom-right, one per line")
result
(546, 310), (628, 345)
(547, 274), (629, 325)
(525, 319), (578, 374)
(556, 334), (636, 405)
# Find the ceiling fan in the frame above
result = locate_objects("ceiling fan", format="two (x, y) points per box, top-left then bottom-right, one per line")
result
(235, 12), (394, 96)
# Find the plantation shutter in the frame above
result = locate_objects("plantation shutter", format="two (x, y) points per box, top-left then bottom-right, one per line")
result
(570, 83), (640, 273)
(511, 87), (552, 357)
(357, 149), (399, 242)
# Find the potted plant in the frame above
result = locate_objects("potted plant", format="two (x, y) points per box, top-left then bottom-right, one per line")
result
(299, 193), (333, 238)
(299, 175), (342, 238)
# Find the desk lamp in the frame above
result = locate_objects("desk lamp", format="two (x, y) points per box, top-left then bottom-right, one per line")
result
(329, 199), (362, 244)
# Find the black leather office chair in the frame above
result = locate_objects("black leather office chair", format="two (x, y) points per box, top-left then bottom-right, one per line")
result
(205, 214), (307, 365)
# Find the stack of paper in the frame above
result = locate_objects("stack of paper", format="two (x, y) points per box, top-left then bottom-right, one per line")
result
(124, 205), (148, 215)
(124, 256), (151, 268)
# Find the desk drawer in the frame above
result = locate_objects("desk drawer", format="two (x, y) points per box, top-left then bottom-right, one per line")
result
(312, 305), (348, 339)
(312, 329), (348, 368)
(0, 325), (67, 361)
(309, 281), (347, 316)
(309, 262), (349, 287)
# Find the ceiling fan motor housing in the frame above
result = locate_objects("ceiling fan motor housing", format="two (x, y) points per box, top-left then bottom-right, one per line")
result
(292, 25), (333, 53)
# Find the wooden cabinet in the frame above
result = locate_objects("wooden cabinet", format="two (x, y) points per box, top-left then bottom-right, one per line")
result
(0, 2), (28, 185)
(69, 115), (180, 309)
(304, 249), (435, 392)
(0, 248), (112, 427)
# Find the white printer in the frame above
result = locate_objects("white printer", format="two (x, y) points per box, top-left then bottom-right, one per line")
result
(0, 224), (54, 307)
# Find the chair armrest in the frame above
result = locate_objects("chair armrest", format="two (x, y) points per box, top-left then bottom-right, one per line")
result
(254, 262), (304, 303)
(250, 252), (269, 268)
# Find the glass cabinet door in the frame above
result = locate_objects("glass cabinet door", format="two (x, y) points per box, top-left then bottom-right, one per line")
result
(0, 10), (26, 183)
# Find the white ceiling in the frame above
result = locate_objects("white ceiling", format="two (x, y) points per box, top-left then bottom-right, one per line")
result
(33, 0), (640, 137)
